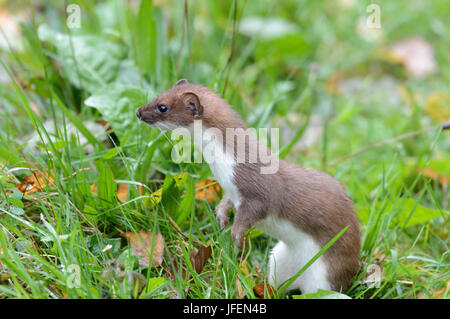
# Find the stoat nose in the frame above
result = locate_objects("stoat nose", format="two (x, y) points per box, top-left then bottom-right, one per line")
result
(136, 108), (143, 120)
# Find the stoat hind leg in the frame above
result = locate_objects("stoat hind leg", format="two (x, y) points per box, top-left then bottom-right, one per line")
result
(268, 241), (332, 294)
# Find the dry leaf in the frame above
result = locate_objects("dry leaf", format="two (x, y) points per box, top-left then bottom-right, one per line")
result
(253, 283), (276, 299)
(390, 37), (437, 78)
(235, 276), (246, 299)
(116, 183), (128, 202)
(190, 244), (212, 274)
(195, 179), (221, 203)
(421, 167), (449, 186)
(16, 170), (54, 194)
(95, 119), (112, 131)
(91, 183), (143, 202)
(168, 243), (212, 281)
(121, 231), (165, 267)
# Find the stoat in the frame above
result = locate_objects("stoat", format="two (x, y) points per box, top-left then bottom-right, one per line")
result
(136, 79), (361, 294)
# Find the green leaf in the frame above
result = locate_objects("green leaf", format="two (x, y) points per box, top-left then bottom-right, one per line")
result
(84, 83), (153, 148)
(38, 24), (127, 92)
(9, 205), (25, 216)
(97, 165), (116, 208)
(249, 228), (265, 239)
(393, 198), (446, 228)
(8, 197), (24, 209)
(173, 173), (189, 187)
(357, 198), (446, 228)
(0, 146), (23, 165)
(160, 175), (181, 216)
(293, 289), (352, 299)
(255, 33), (309, 62)
(175, 178), (194, 225)
(104, 148), (119, 160)
(146, 277), (166, 293)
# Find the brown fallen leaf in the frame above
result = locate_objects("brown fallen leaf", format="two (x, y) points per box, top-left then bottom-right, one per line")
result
(421, 167), (449, 186)
(190, 244), (212, 274)
(168, 243), (212, 281)
(253, 283), (276, 299)
(91, 183), (143, 202)
(195, 179), (221, 203)
(16, 170), (54, 194)
(116, 183), (129, 202)
(121, 231), (165, 267)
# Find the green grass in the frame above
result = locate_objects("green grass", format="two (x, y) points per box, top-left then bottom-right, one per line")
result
(0, 0), (448, 299)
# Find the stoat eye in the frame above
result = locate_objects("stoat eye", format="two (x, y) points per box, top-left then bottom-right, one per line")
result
(157, 104), (169, 113)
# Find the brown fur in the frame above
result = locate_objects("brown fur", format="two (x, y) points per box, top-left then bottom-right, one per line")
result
(137, 80), (361, 292)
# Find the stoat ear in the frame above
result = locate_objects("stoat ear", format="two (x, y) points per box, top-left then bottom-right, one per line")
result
(182, 92), (203, 117)
(175, 79), (188, 86)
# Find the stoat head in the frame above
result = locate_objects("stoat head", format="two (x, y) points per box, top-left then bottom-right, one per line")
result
(136, 79), (204, 130)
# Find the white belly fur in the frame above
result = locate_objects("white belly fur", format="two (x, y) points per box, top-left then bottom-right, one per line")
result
(255, 215), (332, 293)
(202, 128), (241, 208)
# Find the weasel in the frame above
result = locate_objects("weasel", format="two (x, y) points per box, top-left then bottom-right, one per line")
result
(136, 79), (361, 293)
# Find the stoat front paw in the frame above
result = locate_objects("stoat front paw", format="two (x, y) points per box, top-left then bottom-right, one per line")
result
(215, 197), (231, 228)
(215, 207), (229, 228)
(231, 226), (244, 250)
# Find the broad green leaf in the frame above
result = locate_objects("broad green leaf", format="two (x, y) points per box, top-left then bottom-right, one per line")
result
(160, 174), (181, 216)
(84, 83), (154, 148)
(175, 178), (194, 225)
(357, 198), (446, 228)
(146, 277), (165, 293)
(174, 173), (189, 187)
(104, 148), (119, 160)
(255, 33), (309, 61)
(8, 197), (24, 209)
(97, 165), (116, 209)
(38, 24), (127, 92)
(393, 198), (446, 228)
(293, 289), (352, 299)
(249, 228), (265, 239)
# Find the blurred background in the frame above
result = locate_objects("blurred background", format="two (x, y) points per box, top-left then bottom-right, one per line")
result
(0, 0), (448, 299)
